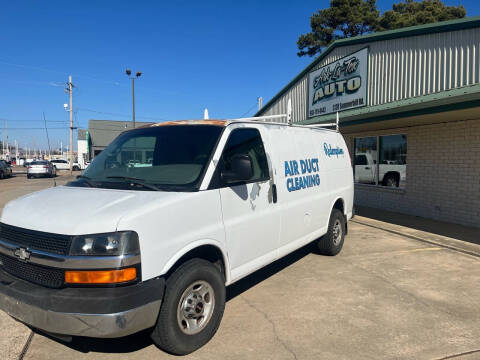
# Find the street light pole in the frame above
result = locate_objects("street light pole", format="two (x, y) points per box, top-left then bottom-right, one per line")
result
(126, 69), (142, 129)
(132, 77), (135, 128)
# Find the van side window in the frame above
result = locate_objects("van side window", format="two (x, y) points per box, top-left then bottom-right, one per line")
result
(211, 128), (270, 188)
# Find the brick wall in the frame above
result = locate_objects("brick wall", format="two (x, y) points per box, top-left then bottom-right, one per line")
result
(344, 119), (480, 228)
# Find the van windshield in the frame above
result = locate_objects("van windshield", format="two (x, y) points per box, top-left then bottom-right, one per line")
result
(73, 125), (223, 191)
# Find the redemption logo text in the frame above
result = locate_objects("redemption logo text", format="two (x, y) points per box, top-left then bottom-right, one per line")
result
(284, 158), (320, 192)
(323, 143), (344, 157)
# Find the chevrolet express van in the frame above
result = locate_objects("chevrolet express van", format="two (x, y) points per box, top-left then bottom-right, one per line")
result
(0, 119), (353, 355)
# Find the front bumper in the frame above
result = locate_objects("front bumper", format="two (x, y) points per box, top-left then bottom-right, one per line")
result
(0, 268), (165, 338)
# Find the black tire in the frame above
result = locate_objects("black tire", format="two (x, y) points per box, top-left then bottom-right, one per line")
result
(315, 208), (345, 256)
(383, 174), (399, 187)
(73, 166), (79, 171)
(27, 174), (31, 179)
(151, 258), (226, 355)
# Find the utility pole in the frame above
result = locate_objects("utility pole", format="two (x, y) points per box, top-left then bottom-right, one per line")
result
(1, 122), (4, 159)
(5, 120), (8, 159)
(257, 97), (263, 110)
(67, 75), (74, 175)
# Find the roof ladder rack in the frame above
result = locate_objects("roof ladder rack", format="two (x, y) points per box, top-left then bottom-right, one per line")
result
(228, 99), (292, 125)
(305, 112), (340, 132)
(228, 98), (339, 132)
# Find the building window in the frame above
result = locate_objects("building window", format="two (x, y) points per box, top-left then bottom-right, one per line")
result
(354, 134), (407, 188)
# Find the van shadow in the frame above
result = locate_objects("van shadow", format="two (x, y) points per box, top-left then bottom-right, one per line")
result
(37, 243), (315, 354)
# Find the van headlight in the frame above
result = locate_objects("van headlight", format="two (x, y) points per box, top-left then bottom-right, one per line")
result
(69, 231), (140, 256)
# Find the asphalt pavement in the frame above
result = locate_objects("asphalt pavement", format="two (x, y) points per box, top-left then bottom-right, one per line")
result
(1, 175), (479, 360)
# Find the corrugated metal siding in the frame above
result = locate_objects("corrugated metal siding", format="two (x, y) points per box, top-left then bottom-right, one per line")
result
(259, 27), (480, 123)
(261, 77), (308, 124)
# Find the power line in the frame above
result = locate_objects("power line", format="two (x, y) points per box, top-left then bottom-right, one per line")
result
(0, 119), (69, 122)
(77, 107), (131, 118)
(1, 127), (69, 130)
(0, 59), (122, 87)
(77, 107), (168, 121)
(240, 103), (258, 117)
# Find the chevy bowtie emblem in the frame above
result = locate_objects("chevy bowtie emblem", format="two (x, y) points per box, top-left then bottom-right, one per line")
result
(14, 247), (31, 261)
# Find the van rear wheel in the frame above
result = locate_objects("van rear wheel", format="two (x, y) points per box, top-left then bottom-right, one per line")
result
(151, 258), (225, 355)
(315, 208), (345, 256)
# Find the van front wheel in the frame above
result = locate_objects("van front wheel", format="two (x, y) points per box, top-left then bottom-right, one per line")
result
(315, 208), (345, 256)
(151, 258), (226, 355)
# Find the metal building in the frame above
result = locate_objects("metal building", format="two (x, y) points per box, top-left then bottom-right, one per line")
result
(80, 120), (154, 160)
(256, 17), (480, 228)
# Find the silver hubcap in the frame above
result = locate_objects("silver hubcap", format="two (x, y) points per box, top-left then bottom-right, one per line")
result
(177, 280), (215, 335)
(332, 219), (342, 246)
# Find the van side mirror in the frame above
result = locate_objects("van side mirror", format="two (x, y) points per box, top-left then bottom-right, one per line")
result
(221, 154), (253, 184)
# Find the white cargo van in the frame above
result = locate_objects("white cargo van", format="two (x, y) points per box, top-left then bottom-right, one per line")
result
(0, 119), (353, 354)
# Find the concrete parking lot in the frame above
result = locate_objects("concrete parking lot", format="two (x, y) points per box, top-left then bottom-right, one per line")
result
(1, 175), (479, 360)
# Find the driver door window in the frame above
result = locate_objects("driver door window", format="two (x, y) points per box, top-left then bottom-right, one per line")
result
(214, 128), (270, 188)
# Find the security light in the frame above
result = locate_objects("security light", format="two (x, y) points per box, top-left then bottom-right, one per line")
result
(126, 69), (132, 76)
(136, 71), (142, 77)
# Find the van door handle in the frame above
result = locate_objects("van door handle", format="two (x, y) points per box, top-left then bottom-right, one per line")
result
(272, 184), (277, 204)
(365, 167), (371, 170)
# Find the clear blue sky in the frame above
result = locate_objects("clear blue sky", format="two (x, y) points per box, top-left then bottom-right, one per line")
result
(0, 0), (478, 150)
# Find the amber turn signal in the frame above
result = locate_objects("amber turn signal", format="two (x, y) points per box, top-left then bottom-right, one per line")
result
(65, 268), (137, 284)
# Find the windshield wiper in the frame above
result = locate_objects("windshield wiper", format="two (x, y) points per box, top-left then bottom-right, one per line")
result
(105, 176), (161, 191)
(76, 175), (96, 187)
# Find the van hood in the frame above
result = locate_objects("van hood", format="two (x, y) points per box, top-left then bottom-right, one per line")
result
(0, 186), (187, 235)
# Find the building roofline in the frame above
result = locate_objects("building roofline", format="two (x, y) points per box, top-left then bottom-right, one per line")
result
(255, 16), (480, 117)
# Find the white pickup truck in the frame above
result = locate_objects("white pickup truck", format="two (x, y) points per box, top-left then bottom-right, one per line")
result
(354, 152), (406, 187)
(0, 120), (354, 354)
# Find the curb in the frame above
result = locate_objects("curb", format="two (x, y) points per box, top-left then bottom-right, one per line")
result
(352, 218), (480, 259)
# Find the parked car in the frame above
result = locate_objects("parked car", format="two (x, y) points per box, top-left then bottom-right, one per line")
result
(50, 159), (81, 171)
(0, 120), (353, 355)
(0, 160), (13, 179)
(27, 160), (56, 178)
